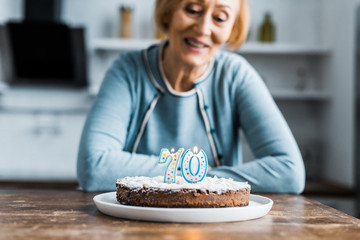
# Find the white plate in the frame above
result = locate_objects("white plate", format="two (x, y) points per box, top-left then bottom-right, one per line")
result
(93, 192), (273, 223)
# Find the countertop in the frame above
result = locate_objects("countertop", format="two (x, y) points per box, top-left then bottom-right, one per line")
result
(0, 183), (359, 240)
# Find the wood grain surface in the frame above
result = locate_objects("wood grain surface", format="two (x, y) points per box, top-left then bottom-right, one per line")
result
(0, 186), (359, 240)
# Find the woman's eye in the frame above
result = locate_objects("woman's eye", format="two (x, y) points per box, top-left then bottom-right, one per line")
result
(214, 13), (228, 22)
(185, 4), (202, 14)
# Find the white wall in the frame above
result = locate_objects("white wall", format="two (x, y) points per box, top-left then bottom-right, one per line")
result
(62, 0), (157, 39)
(322, 0), (357, 188)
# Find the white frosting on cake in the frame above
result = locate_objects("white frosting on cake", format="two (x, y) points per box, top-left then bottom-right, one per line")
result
(116, 176), (250, 194)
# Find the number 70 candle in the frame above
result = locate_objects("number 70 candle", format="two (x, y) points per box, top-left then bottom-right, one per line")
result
(159, 146), (208, 183)
(159, 148), (184, 183)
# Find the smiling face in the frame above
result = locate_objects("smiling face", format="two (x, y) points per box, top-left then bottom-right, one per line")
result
(166, 0), (240, 68)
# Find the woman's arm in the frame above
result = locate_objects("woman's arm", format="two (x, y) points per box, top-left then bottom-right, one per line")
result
(77, 59), (166, 192)
(208, 64), (305, 194)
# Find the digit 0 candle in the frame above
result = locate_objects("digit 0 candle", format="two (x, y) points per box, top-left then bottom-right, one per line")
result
(181, 146), (208, 183)
(159, 148), (184, 183)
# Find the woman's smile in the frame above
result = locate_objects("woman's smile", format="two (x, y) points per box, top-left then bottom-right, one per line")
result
(184, 37), (210, 53)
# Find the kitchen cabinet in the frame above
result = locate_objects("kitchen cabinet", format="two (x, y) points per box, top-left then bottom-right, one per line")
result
(0, 111), (86, 180)
(0, 87), (92, 180)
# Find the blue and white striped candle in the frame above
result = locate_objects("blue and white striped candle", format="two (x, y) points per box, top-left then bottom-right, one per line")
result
(159, 148), (184, 183)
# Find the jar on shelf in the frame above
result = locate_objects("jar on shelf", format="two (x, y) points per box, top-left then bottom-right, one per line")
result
(119, 6), (132, 38)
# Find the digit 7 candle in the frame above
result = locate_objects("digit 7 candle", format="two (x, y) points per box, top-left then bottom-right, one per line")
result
(159, 148), (184, 183)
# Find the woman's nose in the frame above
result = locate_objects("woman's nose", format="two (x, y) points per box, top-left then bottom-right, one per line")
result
(196, 14), (212, 35)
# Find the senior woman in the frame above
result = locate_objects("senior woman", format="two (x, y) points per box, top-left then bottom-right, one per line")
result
(77, 0), (305, 193)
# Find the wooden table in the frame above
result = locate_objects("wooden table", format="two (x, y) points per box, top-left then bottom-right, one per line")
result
(0, 183), (359, 240)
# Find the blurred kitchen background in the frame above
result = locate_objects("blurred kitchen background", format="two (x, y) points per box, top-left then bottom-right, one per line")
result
(0, 0), (359, 217)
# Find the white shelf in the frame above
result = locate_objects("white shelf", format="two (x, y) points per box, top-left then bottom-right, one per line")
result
(238, 42), (330, 55)
(0, 86), (92, 111)
(271, 89), (331, 100)
(91, 38), (331, 55)
(91, 38), (161, 51)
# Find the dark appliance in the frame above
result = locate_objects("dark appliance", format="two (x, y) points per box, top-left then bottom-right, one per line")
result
(0, 0), (87, 86)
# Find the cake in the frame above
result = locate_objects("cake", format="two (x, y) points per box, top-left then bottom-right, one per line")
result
(116, 176), (251, 208)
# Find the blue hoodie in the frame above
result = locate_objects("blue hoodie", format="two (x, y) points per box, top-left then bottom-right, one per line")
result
(77, 43), (305, 193)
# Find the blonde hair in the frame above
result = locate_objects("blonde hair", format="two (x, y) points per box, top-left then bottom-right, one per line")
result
(154, 0), (250, 50)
